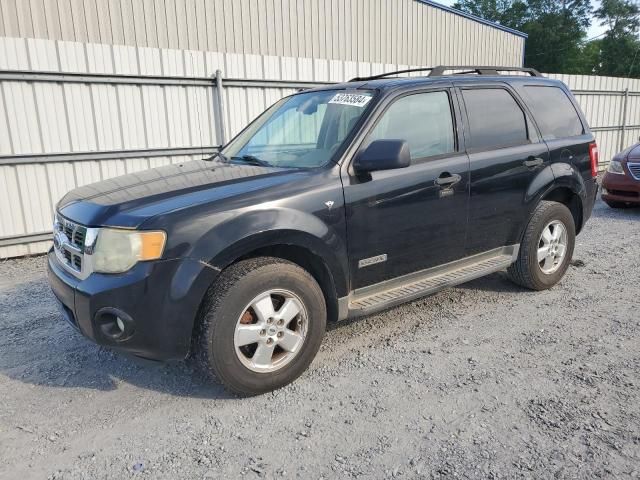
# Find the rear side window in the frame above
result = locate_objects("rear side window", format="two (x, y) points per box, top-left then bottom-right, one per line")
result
(462, 88), (529, 150)
(367, 91), (456, 160)
(522, 86), (584, 140)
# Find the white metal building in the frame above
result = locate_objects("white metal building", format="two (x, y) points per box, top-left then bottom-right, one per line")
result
(3, 1), (638, 260)
(0, 0), (526, 65)
(0, 0), (529, 258)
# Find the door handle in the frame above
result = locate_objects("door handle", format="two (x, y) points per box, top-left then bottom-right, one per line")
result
(435, 173), (462, 187)
(523, 157), (544, 168)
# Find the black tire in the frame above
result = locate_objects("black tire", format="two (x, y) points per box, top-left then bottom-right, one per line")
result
(605, 200), (629, 209)
(507, 201), (576, 291)
(194, 257), (326, 396)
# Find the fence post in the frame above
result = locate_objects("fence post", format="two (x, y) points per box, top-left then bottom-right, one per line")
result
(213, 69), (227, 146)
(620, 87), (629, 151)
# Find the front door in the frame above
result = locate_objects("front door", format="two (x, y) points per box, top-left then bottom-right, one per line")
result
(342, 88), (470, 290)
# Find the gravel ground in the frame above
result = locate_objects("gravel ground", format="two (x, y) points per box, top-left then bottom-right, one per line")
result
(0, 198), (639, 479)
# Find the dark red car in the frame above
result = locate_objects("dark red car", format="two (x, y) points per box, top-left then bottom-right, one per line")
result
(602, 142), (640, 208)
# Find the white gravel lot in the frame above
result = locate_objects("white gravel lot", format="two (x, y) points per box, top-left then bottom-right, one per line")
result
(0, 198), (638, 479)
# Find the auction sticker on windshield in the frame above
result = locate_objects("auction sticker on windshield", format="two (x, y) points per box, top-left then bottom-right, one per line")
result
(329, 92), (372, 108)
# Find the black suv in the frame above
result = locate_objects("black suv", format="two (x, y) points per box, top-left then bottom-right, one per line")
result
(48, 66), (599, 395)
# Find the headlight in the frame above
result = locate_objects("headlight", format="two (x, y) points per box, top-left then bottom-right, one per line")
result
(607, 160), (625, 175)
(92, 228), (166, 273)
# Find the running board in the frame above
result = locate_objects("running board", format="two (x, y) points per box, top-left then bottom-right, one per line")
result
(346, 245), (519, 318)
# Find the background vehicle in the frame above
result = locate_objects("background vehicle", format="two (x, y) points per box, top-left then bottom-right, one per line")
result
(601, 142), (640, 208)
(47, 66), (599, 395)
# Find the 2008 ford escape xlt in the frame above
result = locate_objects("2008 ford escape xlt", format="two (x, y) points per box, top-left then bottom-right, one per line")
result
(48, 66), (599, 395)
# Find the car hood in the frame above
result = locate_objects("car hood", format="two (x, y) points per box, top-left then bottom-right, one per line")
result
(627, 143), (640, 161)
(57, 159), (300, 227)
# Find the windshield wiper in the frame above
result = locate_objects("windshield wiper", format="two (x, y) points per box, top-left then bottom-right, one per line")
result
(204, 151), (229, 162)
(230, 155), (271, 167)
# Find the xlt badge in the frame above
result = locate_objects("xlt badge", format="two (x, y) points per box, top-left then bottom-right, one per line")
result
(358, 254), (388, 268)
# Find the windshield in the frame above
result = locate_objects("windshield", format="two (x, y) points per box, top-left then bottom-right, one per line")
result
(222, 89), (375, 169)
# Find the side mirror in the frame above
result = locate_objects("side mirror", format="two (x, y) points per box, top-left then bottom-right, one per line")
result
(353, 139), (411, 173)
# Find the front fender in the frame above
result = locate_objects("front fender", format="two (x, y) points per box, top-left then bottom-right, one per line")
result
(189, 207), (349, 296)
(157, 206), (348, 353)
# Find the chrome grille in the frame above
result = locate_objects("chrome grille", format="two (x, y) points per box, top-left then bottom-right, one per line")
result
(60, 222), (87, 249)
(628, 162), (640, 180)
(73, 228), (87, 247)
(53, 215), (86, 274)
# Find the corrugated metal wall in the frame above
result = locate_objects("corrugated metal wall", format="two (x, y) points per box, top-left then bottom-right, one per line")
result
(0, 0), (527, 258)
(0, 0), (525, 67)
(0, 36), (446, 258)
(0, 38), (638, 259)
(0, 2), (634, 259)
(0, 39), (218, 153)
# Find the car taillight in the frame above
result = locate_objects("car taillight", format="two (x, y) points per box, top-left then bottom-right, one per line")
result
(589, 142), (599, 178)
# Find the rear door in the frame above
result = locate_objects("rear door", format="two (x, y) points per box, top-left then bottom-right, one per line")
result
(516, 84), (595, 176)
(455, 83), (549, 256)
(342, 87), (470, 290)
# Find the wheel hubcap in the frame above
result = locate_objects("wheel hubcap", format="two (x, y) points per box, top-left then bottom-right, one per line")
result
(537, 220), (568, 274)
(233, 289), (308, 373)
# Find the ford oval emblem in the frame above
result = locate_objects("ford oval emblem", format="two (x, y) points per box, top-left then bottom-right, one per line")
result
(53, 231), (66, 251)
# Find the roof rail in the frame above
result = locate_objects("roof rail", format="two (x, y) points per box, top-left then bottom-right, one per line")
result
(349, 67), (434, 82)
(429, 66), (543, 77)
(349, 65), (542, 82)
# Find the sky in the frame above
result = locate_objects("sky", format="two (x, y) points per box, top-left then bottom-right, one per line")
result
(436, 0), (607, 39)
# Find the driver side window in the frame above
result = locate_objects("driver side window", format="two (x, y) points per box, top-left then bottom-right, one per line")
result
(367, 91), (456, 160)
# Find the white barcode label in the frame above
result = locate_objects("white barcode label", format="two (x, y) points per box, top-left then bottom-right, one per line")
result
(329, 92), (372, 108)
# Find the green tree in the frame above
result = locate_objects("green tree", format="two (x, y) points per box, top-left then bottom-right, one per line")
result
(453, 0), (594, 74)
(453, 0), (640, 77)
(575, 39), (603, 75)
(593, 0), (640, 77)
(452, 0), (527, 27)
(595, 0), (640, 33)
(521, 0), (593, 73)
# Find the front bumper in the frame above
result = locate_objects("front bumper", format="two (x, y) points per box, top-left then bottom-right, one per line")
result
(601, 171), (640, 204)
(47, 249), (218, 360)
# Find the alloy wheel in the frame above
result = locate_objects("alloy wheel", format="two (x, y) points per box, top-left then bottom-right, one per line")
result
(537, 220), (568, 274)
(233, 289), (308, 373)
